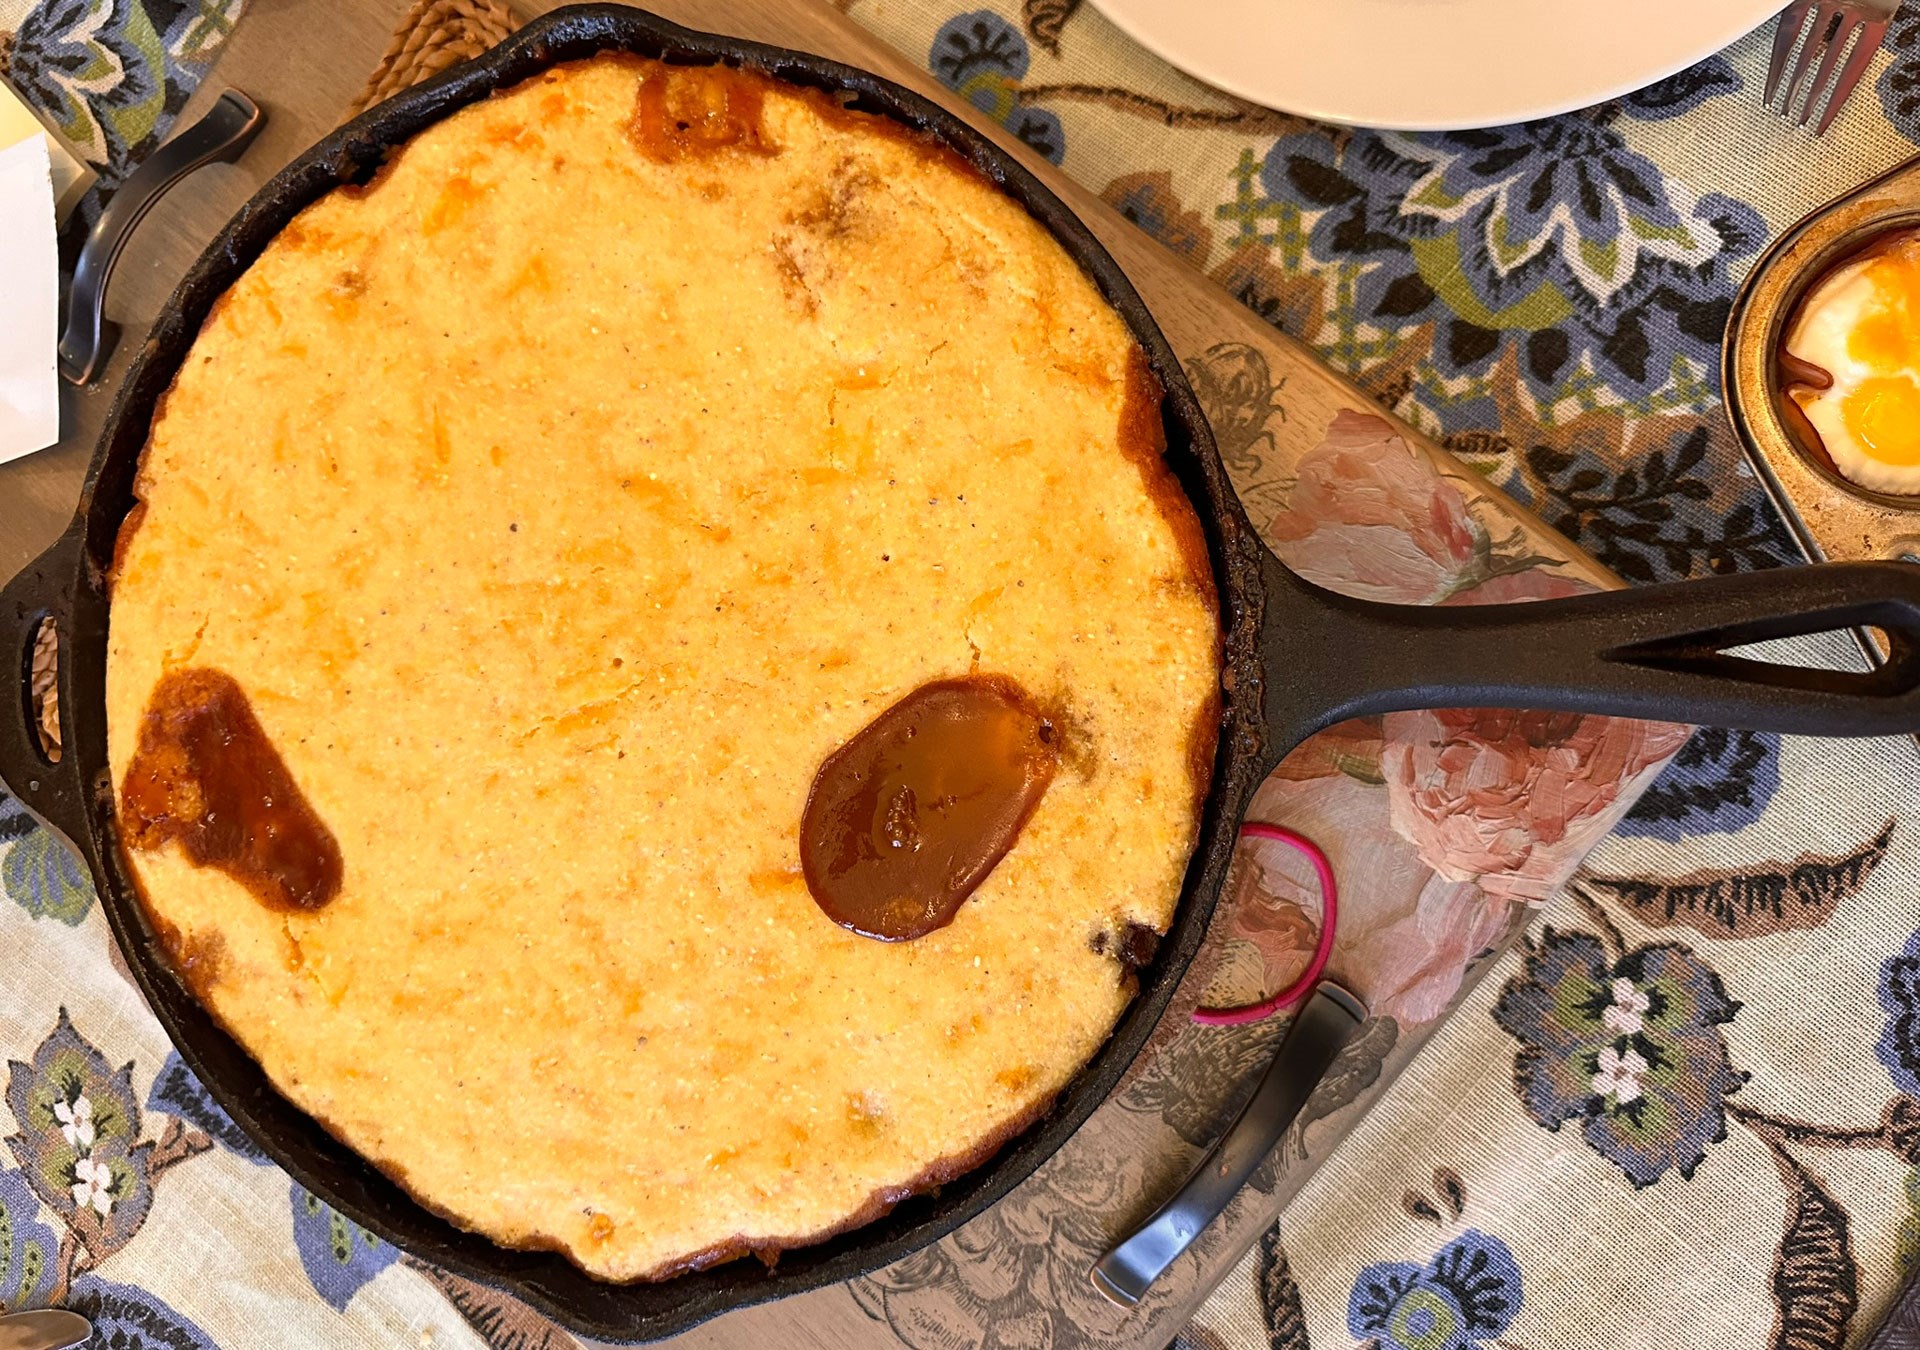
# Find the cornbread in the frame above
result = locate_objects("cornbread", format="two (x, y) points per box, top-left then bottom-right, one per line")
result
(107, 55), (1221, 1280)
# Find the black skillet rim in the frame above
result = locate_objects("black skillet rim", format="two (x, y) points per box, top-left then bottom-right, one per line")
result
(63, 5), (1270, 1339)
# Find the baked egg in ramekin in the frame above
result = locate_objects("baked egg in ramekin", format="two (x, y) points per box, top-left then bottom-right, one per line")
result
(1724, 158), (1920, 565)
(1780, 230), (1920, 496)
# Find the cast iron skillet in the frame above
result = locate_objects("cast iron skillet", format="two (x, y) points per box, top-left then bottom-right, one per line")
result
(6, 6), (1920, 1341)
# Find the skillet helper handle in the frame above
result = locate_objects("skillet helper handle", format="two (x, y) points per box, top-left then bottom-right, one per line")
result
(0, 530), (92, 848)
(1090, 982), (1367, 1308)
(1263, 555), (1920, 750)
(59, 89), (264, 386)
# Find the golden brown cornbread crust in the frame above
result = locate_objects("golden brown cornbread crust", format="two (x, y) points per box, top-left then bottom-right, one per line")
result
(108, 55), (1221, 1280)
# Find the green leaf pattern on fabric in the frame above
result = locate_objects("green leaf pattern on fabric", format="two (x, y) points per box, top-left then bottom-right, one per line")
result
(4, 0), (248, 192)
(104, 0), (167, 153)
(2, 829), (95, 925)
(1493, 930), (1744, 1186)
(4, 1010), (155, 1259)
(0, 1168), (62, 1311)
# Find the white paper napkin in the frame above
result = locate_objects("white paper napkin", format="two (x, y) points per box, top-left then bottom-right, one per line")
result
(0, 81), (90, 217)
(0, 133), (59, 464)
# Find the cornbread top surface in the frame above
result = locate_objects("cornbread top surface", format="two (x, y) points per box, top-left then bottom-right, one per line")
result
(106, 55), (1220, 1280)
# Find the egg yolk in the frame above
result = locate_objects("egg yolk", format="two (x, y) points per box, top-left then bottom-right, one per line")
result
(1824, 247), (1920, 469)
(1848, 248), (1920, 367)
(1840, 375), (1920, 467)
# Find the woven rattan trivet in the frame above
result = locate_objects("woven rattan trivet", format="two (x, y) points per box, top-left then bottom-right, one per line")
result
(347, 0), (520, 119)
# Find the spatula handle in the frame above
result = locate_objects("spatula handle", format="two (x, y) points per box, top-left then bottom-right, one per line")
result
(1089, 982), (1367, 1307)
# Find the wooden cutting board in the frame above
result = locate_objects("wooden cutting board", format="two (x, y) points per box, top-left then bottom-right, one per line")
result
(0, 3), (1629, 1347)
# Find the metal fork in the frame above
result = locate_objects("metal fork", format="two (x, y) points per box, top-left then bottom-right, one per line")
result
(1765, 0), (1902, 134)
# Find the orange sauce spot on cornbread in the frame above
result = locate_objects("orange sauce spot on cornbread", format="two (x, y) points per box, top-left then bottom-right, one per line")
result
(425, 173), (485, 235)
(800, 676), (1057, 940)
(483, 120), (544, 151)
(122, 668), (342, 913)
(994, 1065), (1036, 1093)
(834, 365), (887, 390)
(749, 867), (805, 894)
(502, 253), (553, 299)
(628, 63), (776, 163)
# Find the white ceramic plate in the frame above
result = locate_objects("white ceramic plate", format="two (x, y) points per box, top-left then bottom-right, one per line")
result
(1091, 0), (1791, 130)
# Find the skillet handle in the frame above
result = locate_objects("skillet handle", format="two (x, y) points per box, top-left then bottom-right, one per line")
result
(0, 529), (94, 851)
(1259, 552), (1920, 759)
(58, 90), (264, 385)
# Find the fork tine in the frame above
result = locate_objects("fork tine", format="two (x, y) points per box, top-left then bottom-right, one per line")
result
(1800, 15), (1863, 125)
(1813, 17), (1890, 133)
(1782, 2), (1841, 113)
(1766, 0), (1814, 103)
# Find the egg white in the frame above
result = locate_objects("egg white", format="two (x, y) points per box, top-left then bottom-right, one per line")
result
(1783, 255), (1920, 495)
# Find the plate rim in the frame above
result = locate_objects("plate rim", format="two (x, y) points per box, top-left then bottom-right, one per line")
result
(1089, 0), (1793, 130)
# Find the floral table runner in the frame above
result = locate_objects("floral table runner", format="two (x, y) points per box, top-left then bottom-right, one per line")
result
(2, 0), (1920, 1347)
(0, 0), (243, 204)
(880, 5), (1920, 1347)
